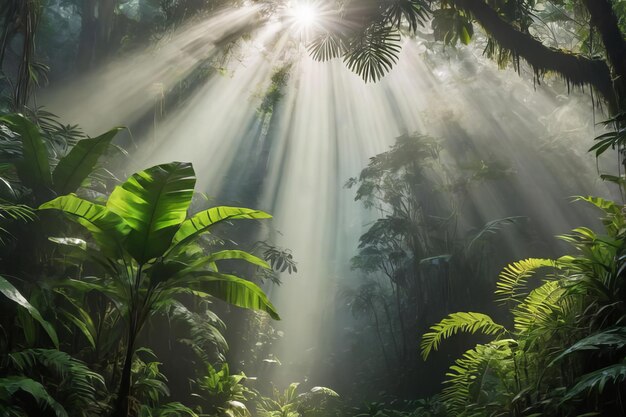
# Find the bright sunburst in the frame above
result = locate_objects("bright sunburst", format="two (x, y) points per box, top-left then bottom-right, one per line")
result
(285, 1), (322, 34)
(291, 3), (318, 28)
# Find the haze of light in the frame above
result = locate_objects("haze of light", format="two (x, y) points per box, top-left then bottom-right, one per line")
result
(40, 4), (615, 388)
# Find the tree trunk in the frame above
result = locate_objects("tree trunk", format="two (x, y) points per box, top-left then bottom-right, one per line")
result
(114, 323), (136, 417)
(76, 0), (97, 71)
(582, 0), (626, 111)
(76, 0), (118, 71)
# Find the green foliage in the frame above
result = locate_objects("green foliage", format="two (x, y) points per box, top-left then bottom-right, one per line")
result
(494, 258), (557, 304)
(564, 363), (626, 400)
(421, 196), (626, 415)
(51, 127), (122, 195)
(0, 113), (120, 202)
(431, 8), (473, 46)
(39, 161), (278, 414)
(0, 376), (68, 417)
(343, 25), (402, 83)
(0, 275), (59, 348)
(420, 312), (506, 360)
(8, 349), (104, 411)
(0, 349), (105, 417)
(196, 363), (252, 416)
(256, 383), (340, 417)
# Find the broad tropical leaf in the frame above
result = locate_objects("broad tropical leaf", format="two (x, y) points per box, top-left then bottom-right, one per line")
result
(205, 250), (270, 269)
(421, 312), (505, 360)
(172, 206), (271, 250)
(40, 194), (130, 254)
(52, 127), (122, 194)
(0, 275), (59, 348)
(0, 114), (52, 193)
(184, 272), (280, 320)
(107, 162), (195, 263)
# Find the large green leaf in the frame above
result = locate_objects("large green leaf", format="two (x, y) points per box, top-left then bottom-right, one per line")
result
(0, 114), (52, 193)
(0, 276), (59, 348)
(183, 271), (279, 320)
(39, 194), (130, 254)
(205, 250), (270, 269)
(172, 206), (272, 250)
(52, 127), (122, 195)
(107, 162), (195, 264)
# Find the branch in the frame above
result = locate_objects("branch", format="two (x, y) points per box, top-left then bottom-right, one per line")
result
(452, 0), (616, 109)
(582, 0), (626, 109)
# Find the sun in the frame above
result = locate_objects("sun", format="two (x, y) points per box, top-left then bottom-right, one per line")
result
(291, 3), (318, 28)
(285, 1), (321, 33)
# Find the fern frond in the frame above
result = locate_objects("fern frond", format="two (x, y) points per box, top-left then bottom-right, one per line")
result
(495, 258), (557, 304)
(421, 312), (505, 360)
(441, 340), (513, 415)
(513, 281), (566, 341)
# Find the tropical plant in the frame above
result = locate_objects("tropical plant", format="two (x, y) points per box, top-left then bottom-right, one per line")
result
(345, 132), (518, 394)
(420, 196), (626, 416)
(255, 383), (340, 417)
(0, 348), (106, 416)
(194, 362), (253, 416)
(39, 161), (279, 416)
(0, 113), (120, 205)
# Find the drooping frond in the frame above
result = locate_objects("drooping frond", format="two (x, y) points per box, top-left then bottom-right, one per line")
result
(343, 25), (401, 83)
(8, 349), (105, 412)
(513, 280), (566, 340)
(564, 363), (626, 400)
(421, 312), (505, 360)
(382, 0), (430, 32)
(551, 327), (626, 366)
(465, 216), (524, 254)
(308, 32), (345, 62)
(495, 258), (557, 304)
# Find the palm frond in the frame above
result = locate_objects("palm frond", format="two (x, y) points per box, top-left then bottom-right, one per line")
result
(343, 25), (401, 83)
(465, 216), (524, 254)
(308, 32), (345, 61)
(382, 0), (430, 32)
